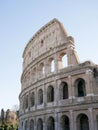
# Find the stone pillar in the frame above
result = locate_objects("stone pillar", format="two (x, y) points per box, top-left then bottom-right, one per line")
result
(69, 75), (75, 100)
(66, 40), (80, 66)
(22, 96), (25, 114)
(35, 88), (37, 110)
(88, 108), (95, 130)
(45, 58), (50, 75)
(74, 113), (77, 130)
(34, 117), (37, 130)
(43, 115), (46, 130)
(94, 111), (97, 130)
(44, 60), (48, 77)
(55, 112), (58, 130)
(86, 69), (94, 97)
(54, 79), (58, 106)
(54, 53), (59, 73)
(58, 114), (61, 130)
(36, 64), (38, 81)
(68, 75), (73, 99)
(28, 91), (31, 111)
(43, 83), (47, 108)
(69, 110), (75, 130)
(44, 115), (47, 130)
(27, 119), (29, 130)
(57, 57), (62, 70)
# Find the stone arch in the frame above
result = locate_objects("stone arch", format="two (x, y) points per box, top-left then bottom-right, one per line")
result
(59, 81), (68, 99)
(30, 119), (34, 130)
(32, 67), (37, 81)
(47, 116), (55, 130)
(49, 58), (55, 73)
(37, 118), (43, 130)
(59, 53), (67, 69)
(24, 120), (28, 130)
(39, 62), (45, 77)
(60, 115), (70, 130)
(24, 95), (28, 109)
(62, 54), (67, 68)
(76, 113), (89, 130)
(21, 121), (23, 130)
(75, 78), (86, 97)
(38, 89), (43, 105)
(47, 85), (54, 102)
(58, 51), (68, 69)
(30, 92), (35, 107)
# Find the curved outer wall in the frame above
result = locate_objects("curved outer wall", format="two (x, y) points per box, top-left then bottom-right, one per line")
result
(19, 19), (98, 130)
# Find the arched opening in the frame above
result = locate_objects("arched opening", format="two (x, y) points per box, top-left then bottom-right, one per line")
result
(32, 67), (37, 81)
(60, 115), (70, 130)
(42, 66), (45, 75)
(48, 58), (55, 73)
(60, 82), (68, 99)
(77, 114), (89, 130)
(62, 54), (67, 68)
(30, 92), (35, 107)
(39, 63), (45, 77)
(38, 89), (43, 105)
(58, 53), (67, 69)
(37, 118), (43, 130)
(93, 68), (98, 77)
(51, 59), (55, 72)
(47, 86), (54, 102)
(75, 78), (86, 97)
(21, 121), (23, 130)
(25, 120), (28, 130)
(25, 95), (28, 109)
(47, 117), (55, 130)
(30, 119), (34, 130)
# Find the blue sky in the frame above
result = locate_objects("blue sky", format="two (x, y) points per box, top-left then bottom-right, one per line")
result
(0, 0), (98, 110)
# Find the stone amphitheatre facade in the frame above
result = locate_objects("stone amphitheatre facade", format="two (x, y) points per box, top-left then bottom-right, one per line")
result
(19, 19), (98, 130)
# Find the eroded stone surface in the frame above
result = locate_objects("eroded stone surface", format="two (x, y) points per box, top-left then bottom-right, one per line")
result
(19, 19), (98, 130)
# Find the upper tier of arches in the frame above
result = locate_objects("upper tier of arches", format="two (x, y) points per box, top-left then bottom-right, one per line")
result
(22, 19), (79, 71)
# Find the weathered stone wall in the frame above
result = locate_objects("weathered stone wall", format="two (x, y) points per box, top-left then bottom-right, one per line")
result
(19, 19), (98, 130)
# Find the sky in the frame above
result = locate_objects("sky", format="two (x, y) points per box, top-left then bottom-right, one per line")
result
(0, 0), (98, 111)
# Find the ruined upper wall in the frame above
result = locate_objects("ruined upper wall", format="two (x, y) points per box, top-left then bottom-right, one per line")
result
(22, 19), (70, 70)
(22, 19), (81, 73)
(23, 19), (68, 56)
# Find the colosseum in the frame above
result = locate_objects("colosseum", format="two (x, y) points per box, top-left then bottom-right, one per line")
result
(19, 18), (98, 130)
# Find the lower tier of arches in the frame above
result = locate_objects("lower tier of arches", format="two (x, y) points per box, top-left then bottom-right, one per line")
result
(19, 107), (98, 130)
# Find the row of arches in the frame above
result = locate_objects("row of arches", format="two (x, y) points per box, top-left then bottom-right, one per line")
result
(23, 20), (60, 70)
(22, 54), (67, 85)
(22, 78), (86, 110)
(21, 113), (91, 130)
